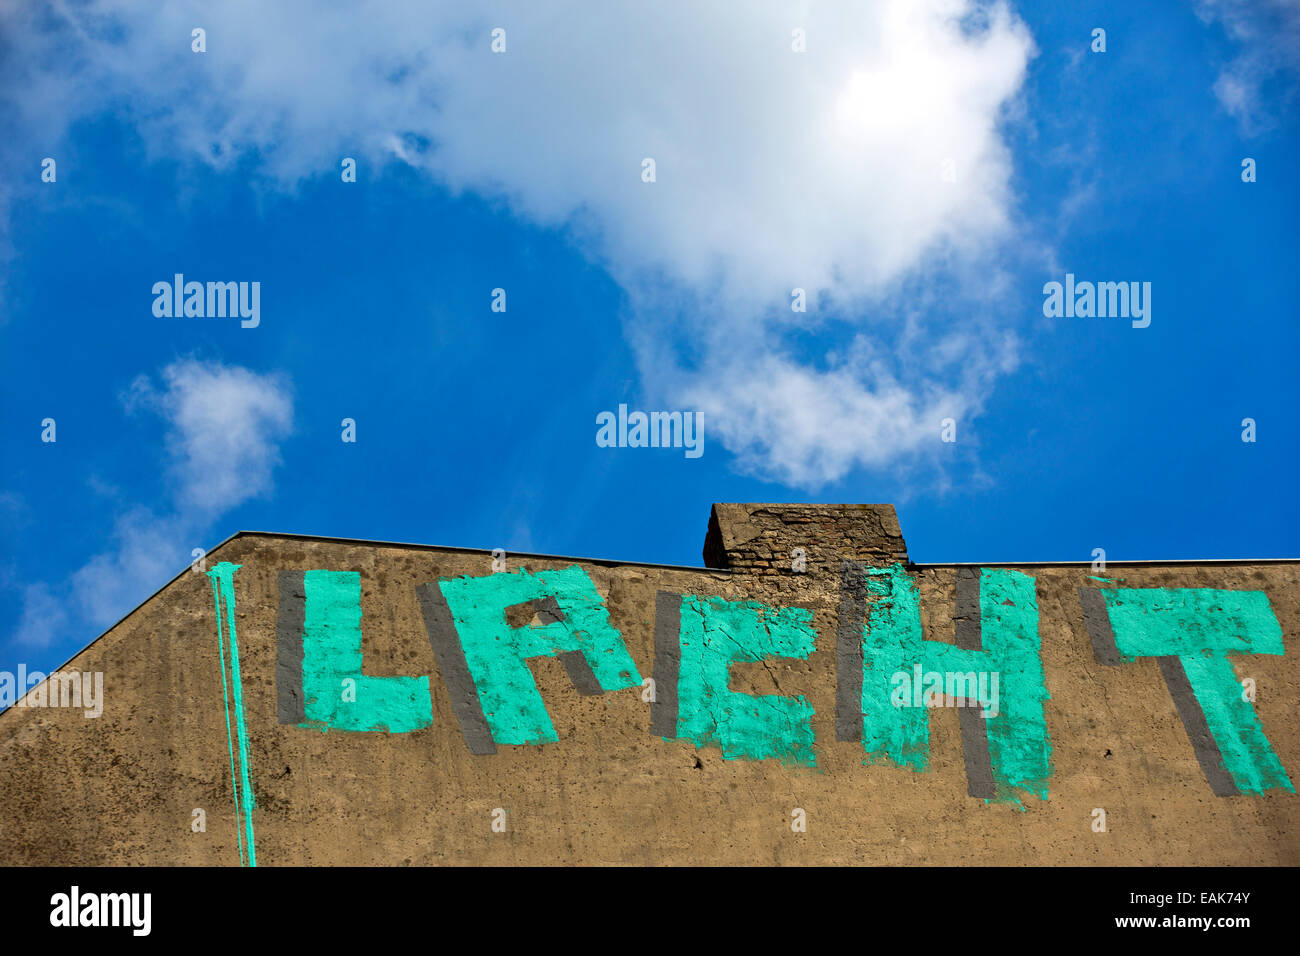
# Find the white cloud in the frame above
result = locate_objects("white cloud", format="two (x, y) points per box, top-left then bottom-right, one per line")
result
(126, 359), (293, 516)
(12, 583), (70, 650)
(11, 360), (292, 646)
(1196, 0), (1300, 134)
(69, 509), (189, 630)
(2, 0), (1036, 486)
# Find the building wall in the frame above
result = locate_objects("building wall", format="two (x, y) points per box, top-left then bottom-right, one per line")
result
(1, 504), (1296, 865)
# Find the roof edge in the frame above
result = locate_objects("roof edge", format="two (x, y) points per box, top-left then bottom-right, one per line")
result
(6, 528), (1298, 720)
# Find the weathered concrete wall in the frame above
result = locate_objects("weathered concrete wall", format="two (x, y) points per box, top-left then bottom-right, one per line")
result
(1, 503), (1297, 865)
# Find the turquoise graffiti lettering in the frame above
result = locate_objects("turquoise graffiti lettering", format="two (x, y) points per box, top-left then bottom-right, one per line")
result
(437, 566), (642, 745)
(860, 564), (1052, 804)
(672, 595), (818, 767)
(1098, 587), (1292, 795)
(300, 569), (433, 732)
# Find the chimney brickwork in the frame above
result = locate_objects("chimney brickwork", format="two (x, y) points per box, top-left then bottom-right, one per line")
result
(702, 503), (909, 577)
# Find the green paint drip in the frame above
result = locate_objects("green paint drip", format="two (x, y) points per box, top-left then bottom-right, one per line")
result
(437, 566), (642, 745)
(1100, 586), (1292, 794)
(860, 564), (1053, 805)
(673, 595), (818, 767)
(209, 574), (245, 867)
(300, 570), (433, 733)
(209, 562), (257, 866)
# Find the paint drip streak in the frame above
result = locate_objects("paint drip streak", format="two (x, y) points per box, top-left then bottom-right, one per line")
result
(210, 574), (245, 867)
(210, 563), (258, 866)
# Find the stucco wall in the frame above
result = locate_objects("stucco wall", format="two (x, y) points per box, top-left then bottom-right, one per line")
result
(1, 504), (1296, 865)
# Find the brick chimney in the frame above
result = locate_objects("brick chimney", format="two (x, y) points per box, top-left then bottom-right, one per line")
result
(702, 503), (908, 575)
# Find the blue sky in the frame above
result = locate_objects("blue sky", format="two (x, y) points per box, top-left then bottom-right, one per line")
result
(2, 0), (1298, 676)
